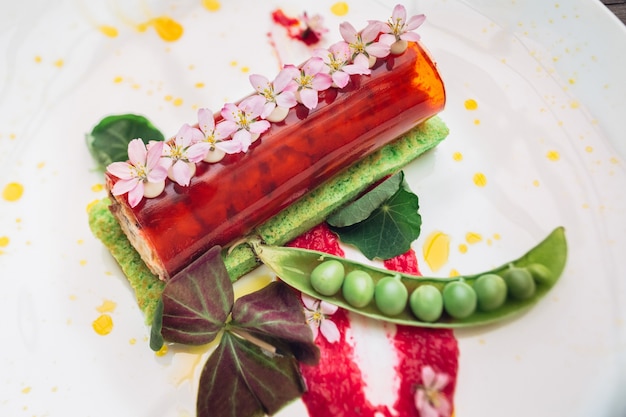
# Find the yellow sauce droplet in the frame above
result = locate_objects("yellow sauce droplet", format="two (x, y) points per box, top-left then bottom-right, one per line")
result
(3, 182), (24, 201)
(148, 16), (184, 42)
(99, 25), (119, 38)
(331, 2), (349, 16)
(202, 0), (221, 11)
(585, 146), (593, 153)
(96, 300), (117, 313)
(129, 338), (137, 345)
(458, 243), (468, 254)
(610, 157), (619, 164)
(54, 59), (64, 68)
(569, 100), (580, 109)
(113, 76), (123, 83)
(0, 236), (9, 247)
(86, 199), (100, 213)
(164, 94), (173, 101)
(79, 259), (87, 266)
(473, 172), (487, 187)
(452, 152), (463, 161)
(240, 66), (250, 73)
(21, 386), (31, 394)
(155, 344), (169, 356)
(91, 183), (104, 192)
(37, 161), (45, 169)
(422, 231), (450, 272)
(34, 55), (42, 63)
(173, 97), (184, 106)
(449, 269), (460, 277)
(532, 179), (540, 187)
(546, 150), (560, 161)
(493, 233), (501, 240)
(473, 119), (481, 125)
(195, 82), (205, 88)
(464, 99), (478, 110)
(466, 232), (483, 244)
(92, 314), (113, 335)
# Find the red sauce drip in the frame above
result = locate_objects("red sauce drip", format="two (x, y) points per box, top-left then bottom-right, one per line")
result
(290, 224), (459, 417)
(271, 9), (323, 46)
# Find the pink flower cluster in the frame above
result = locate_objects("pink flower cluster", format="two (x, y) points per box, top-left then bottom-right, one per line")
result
(107, 4), (425, 208)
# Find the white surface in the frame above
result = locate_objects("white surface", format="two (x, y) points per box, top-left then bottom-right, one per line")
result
(0, 1), (624, 416)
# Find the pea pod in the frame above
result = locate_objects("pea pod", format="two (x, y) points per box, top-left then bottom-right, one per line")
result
(248, 227), (567, 328)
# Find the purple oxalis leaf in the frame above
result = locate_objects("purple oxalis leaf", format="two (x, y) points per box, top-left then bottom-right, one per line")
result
(161, 246), (233, 345)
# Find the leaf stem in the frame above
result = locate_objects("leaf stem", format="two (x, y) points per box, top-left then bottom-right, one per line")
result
(230, 328), (277, 355)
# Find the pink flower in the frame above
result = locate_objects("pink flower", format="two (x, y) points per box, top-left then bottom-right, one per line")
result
(414, 366), (452, 417)
(289, 57), (332, 110)
(339, 21), (390, 65)
(301, 293), (340, 343)
(162, 124), (208, 186)
(220, 95), (271, 152)
(196, 108), (240, 155)
(314, 41), (371, 88)
(382, 4), (425, 43)
(249, 67), (298, 120)
(107, 139), (168, 208)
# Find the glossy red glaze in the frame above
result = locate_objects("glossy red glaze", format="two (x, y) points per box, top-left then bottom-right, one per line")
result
(106, 42), (445, 279)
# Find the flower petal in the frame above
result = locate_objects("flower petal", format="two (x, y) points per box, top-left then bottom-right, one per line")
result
(197, 108), (215, 135)
(187, 142), (212, 163)
(127, 138), (147, 165)
(176, 123), (195, 147)
(145, 141), (165, 170)
(147, 165), (168, 183)
(170, 160), (193, 186)
(273, 68), (297, 92)
(221, 103), (239, 121)
(111, 177), (140, 196)
(107, 161), (134, 180)
(275, 91), (297, 109)
(392, 4), (407, 23)
(249, 119), (271, 135)
(232, 129), (252, 152)
(366, 42), (391, 58)
(320, 319), (340, 343)
(422, 365), (436, 387)
(216, 120), (237, 138)
(319, 300), (338, 316)
(127, 181), (145, 208)
(261, 101), (276, 119)
(406, 14), (426, 31)
(299, 88), (319, 110)
(332, 71), (350, 88)
(401, 32), (421, 42)
(301, 293), (320, 311)
(249, 73), (270, 94)
(339, 22), (358, 43)
(216, 139), (243, 154)
(361, 21), (381, 43)
(311, 73), (332, 91)
(308, 321), (320, 340)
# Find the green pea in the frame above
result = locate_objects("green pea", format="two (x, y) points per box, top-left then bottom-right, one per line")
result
(310, 260), (345, 296)
(526, 263), (552, 285)
(409, 285), (443, 322)
(473, 273), (507, 312)
(503, 267), (535, 300)
(374, 276), (408, 316)
(342, 270), (375, 308)
(443, 281), (477, 319)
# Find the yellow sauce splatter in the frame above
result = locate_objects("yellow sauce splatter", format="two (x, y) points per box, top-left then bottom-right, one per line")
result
(240, 66), (250, 73)
(452, 152), (463, 162)
(202, 0), (221, 11)
(464, 99), (478, 110)
(493, 233), (501, 240)
(585, 146), (593, 153)
(569, 100), (580, 109)
(96, 299), (117, 313)
(129, 338), (137, 345)
(164, 94), (173, 102)
(21, 386), (31, 394)
(473, 172), (487, 187)
(92, 314), (113, 335)
(3, 182), (24, 201)
(473, 119), (481, 125)
(86, 199), (100, 212)
(91, 183), (104, 192)
(331, 2), (349, 16)
(34, 55), (42, 63)
(143, 16), (184, 42)
(99, 25), (119, 38)
(466, 232), (482, 244)
(458, 243), (468, 254)
(79, 259), (87, 266)
(195, 82), (205, 88)
(610, 157), (619, 164)
(155, 344), (169, 356)
(422, 231), (450, 272)
(37, 161), (45, 169)
(113, 76), (123, 83)
(546, 150), (560, 161)
(69, 294), (77, 301)
(532, 179), (540, 187)
(54, 59), (64, 68)
(0, 236), (9, 247)
(173, 97), (184, 106)
(449, 269), (460, 277)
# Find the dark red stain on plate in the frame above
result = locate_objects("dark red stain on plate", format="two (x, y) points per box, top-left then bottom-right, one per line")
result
(289, 224), (459, 417)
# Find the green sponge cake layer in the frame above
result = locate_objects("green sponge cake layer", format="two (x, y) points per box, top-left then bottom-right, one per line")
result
(88, 116), (449, 322)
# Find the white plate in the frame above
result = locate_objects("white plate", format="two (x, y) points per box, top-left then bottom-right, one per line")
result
(1, 1), (625, 416)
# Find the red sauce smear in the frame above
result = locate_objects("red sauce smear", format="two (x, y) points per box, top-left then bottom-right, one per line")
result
(289, 225), (459, 416)
(271, 9), (324, 46)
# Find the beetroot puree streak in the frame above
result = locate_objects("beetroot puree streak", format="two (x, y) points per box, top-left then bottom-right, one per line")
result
(106, 42), (445, 279)
(289, 224), (459, 417)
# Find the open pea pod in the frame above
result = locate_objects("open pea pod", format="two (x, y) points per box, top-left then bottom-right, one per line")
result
(249, 227), (567, 328)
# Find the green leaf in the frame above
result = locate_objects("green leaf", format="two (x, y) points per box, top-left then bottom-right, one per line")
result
(331, 183), (422, 260)
(327, 172), (403, 227)
(231, 281), (319, 365)
(160, 246), (233, 345)
(85, 114), (165, 171)
(197, 332), (306, 417)
(149, 298), (165, 351)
